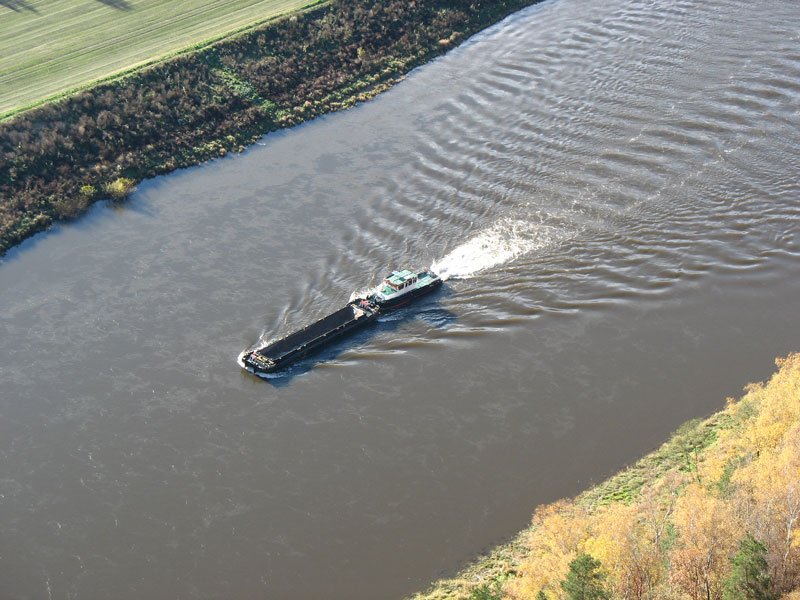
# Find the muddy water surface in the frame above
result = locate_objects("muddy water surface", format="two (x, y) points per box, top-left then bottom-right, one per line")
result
(2, 0), (800, 598)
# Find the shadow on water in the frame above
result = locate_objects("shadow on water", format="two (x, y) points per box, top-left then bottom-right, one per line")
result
(249, 287), (458, 387)
(0, 0), (38, 13)
(0, 198), (117, 267)
(0, 198), (151, 267)
(94, 0), (133, 10)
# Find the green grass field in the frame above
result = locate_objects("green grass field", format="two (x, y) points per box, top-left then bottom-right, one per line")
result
(0, 0), (319, 118)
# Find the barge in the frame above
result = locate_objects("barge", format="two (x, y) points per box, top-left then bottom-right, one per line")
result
(241, 269), (441, 375)
(242, 299), (380, 374)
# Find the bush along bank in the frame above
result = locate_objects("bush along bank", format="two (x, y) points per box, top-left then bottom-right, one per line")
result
(0, 0), (542, 256)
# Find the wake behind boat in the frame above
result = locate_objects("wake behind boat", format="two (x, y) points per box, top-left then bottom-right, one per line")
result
(241, 269), (442, 375)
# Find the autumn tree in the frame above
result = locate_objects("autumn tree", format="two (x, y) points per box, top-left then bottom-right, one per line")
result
(509, 501), (590, 599)
(723, 357), (800, 592)
(669, 483), (741, 600)
(731, 423), (800, 592)
(584, 500), (666, 599)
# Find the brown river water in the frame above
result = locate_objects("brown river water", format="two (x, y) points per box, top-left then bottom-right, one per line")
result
(2, 0), (800, 598)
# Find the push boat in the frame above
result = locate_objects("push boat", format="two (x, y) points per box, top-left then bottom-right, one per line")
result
(241, 269), (442, 375)
(365, 269), (443, 309)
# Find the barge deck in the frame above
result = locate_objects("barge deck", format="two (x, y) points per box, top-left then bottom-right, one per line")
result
(242, 300), (380, 374)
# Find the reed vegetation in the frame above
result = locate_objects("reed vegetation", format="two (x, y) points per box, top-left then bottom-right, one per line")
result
(411, 354), (800, 600)
(0, 0), (540, 256)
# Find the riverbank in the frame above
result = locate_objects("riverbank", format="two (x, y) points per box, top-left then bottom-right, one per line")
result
(0, 0), (542, 257)
(410, 354), (800, 599)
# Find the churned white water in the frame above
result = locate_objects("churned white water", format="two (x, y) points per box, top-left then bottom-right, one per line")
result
(431, 219), (564, 280)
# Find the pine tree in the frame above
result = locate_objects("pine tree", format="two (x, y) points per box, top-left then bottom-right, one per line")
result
(560, 553), (610, 600)
(469, 580), (503, 600)
(723, 535), (775, 600)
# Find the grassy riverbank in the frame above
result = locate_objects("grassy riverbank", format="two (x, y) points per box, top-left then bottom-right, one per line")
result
(411, 354), (800, 600)
(0, 0), (542, 257)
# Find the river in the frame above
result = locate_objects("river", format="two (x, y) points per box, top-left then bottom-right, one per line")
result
(2, 0), (799, 598)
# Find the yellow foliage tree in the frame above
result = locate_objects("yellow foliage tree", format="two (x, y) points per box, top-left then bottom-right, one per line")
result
(585, 502), (663, 599)
(669, 482), (741, 600)
(732, 422), (800, 592)
(509, 501), (590, 599)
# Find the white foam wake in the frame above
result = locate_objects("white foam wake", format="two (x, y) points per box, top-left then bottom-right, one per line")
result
(430, 219), (560, 280)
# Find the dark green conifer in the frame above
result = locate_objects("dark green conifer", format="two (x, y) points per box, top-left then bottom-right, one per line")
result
(723, 535), (775, 600)
(560, 553), (610, 600)
(469, 580), (503, 600)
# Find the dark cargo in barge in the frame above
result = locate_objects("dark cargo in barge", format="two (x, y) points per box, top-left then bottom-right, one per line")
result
(242, 299), (380, 374)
